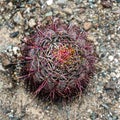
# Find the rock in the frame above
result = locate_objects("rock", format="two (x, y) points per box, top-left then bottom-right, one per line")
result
(45, 11), (53, 17)
(0, 7), (5, 13)
(40, 0), (44, 5)
(83, 22), (92, 31)
(8, 2), (13, 8)
(89, 0), (96, 8)
(4, 13), (11, 20)
(46, 0), (53, 5)
(7, 22), (15, 29)
(108, 55), (114, 61)
(24, 7), (31, 14)
(116, 0), (120, 2)
(87, 34), (96, 42)
(0, 63), (5, 71)
(56, 0), (67, 5)
(6, 45), (13, 56)
(101, 0), (113, 8)
(112, 9), (120, 14)
(28, 19), (36, 28)
(100, 103), (109, 110)
(0, 53), (12, 68)
(58, 11), (66, 18)
(10, 31), (19, 38)
(74, 7), (86, 14)
(12, 46), (21, 56)
(63, 8), (73, 15)
(13, 11), (24, 25)
(90, 112), (98, 120)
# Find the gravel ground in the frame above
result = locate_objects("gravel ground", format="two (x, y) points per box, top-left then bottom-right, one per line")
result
(0, 0), (120, 120)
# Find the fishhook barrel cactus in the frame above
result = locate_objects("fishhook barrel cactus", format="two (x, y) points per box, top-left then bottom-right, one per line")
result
(20, 18), (97, 101)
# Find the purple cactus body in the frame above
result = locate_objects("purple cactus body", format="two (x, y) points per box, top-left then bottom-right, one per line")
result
(20, 19), (97, 101)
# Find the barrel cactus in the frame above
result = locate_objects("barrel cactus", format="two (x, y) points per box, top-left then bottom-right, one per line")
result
(20, 18), (97, 101)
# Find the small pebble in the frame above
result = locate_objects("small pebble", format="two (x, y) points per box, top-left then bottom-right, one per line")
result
(28, 19), (36, 28)
(63, 8), (73, 15)
(108, 56), (114, 61)
(101, 103), (109, 110)
(83, 22), (92, 31)
(56, 0), (67, 5)
(13, 11), (24, 25)
(101, 0), (113, 8)
(8, 2), (13, 8)
(10, 31), (19, 38)
(12, 46), (21, 56)
(87, 34), (96, 42)
(1, 58), (11, 68)
(46, 0), (53, 5)
(45, 11), (53, 17)
(0, 63), (5, 71)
